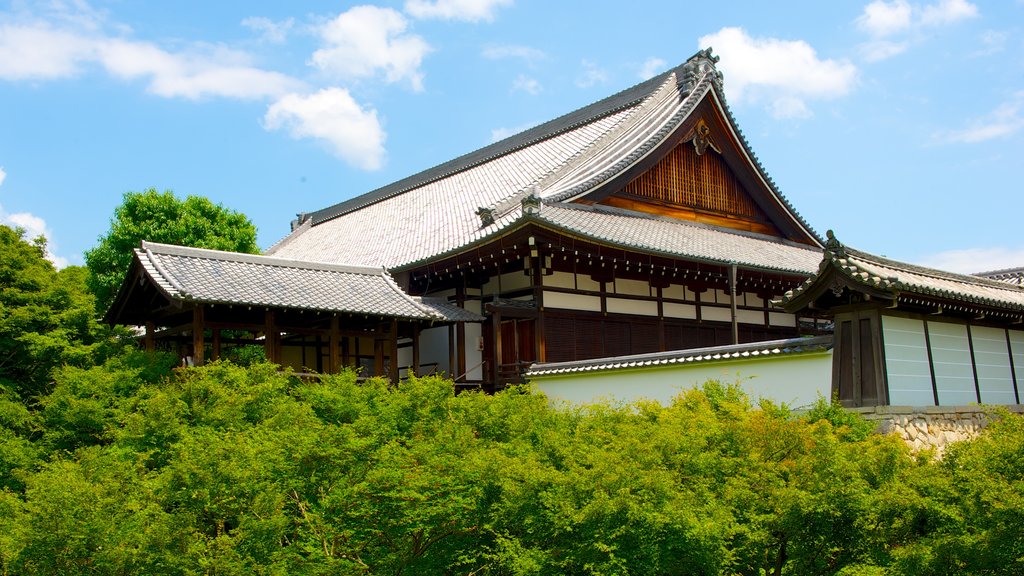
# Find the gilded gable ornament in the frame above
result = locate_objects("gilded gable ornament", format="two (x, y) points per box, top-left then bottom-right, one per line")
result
(692, 120), (713, 156)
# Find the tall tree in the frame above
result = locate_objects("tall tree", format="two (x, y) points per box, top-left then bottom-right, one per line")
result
(0, 226), (114, 398)
(85, 188), (259, 313)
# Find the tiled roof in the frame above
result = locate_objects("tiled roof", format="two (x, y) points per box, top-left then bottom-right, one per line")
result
(779, 232), (1024, 312)
(268, 49), (820, 270)
(977, 267), (1024, 286)
(132, 242), (482, 322)
(525, 335), (833, 377)
(534, 203), (822, 275)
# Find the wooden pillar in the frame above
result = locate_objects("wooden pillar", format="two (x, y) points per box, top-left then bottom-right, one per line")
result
(193, 305), (205, 366)
(491, 309), (502, 388)
(532, 250), (546, 362)
(212, 329), (221, 361)
(374, 323), (385, 378)
(144, 321), (155, 352)
(389, 319), (399, 383)
(412, 324), (421, 378)
(448, 325), (457, 381)
(657, 287), (666, 352)
(729, 263), (739, 345)
(329, 315), (340, 373)
(264, 310), (278, 364)
(456, 286), (467, 381)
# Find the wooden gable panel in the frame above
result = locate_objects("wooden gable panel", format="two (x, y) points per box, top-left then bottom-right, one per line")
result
(600, 139), (781, 236)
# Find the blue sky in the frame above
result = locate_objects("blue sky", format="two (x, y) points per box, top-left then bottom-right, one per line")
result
(0, 0), (1021, 273)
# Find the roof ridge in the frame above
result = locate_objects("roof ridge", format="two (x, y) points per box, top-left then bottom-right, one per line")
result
(140, 241), (386, 276)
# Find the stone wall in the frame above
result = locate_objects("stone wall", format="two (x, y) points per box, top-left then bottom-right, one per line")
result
(852, 405), (1024, 457)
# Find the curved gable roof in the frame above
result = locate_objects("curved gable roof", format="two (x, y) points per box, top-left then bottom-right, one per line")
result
(268, 49), (820, 270)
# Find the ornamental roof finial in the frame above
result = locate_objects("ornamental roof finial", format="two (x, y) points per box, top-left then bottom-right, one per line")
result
(521, 186), (542, 215)
(825, 229), (846, 258)
(681, 47), (723, 93)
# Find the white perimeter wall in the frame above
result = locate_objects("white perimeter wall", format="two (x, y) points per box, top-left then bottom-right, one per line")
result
(530, 351), (832, 408)
(882, 316), (1023, 407)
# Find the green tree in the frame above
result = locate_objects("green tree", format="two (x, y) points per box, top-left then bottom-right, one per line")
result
(0, 226), (118, 399)
(85, 188), (259, 313)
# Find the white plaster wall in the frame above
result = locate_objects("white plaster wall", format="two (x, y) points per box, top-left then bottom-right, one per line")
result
(464, 322), (483, 381)
(768, 312), (797, 327)
(531, 351), (832, 409)
(544, 291), (601, 312)
(882, 316), (933, 406)
(664, 302), (697, 319)
(972, 326), (1016, 404)
(418, 325), (451, 376)
(606, 297), (658, 317)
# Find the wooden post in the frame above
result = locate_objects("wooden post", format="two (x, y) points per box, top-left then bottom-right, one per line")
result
(329, 315), (340, 373)
(389, 319), (399, 383)
(264, 310), (277, 364)
(729, 263), (739, 345)
(492, 309), (502, 388)
(192, 305), (205, 366)
(212, 329), (221, 361)
(144, 321), (155, 352)
(456, 285), (467, 381)
(448, 325), (457, 380)
(374, 324), (385, 378)
(657, 286), (666, 352)
(412, 324), (421, 378)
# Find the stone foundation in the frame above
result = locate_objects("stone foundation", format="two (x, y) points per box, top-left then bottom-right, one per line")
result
(852, 405), (1024, 457)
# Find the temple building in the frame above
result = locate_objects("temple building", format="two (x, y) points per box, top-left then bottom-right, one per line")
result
(106, 49), (1024, 407)
(263, 49), (828, 390)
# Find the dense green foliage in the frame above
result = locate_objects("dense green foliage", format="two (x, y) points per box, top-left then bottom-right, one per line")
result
(84, 188), (259, 313)
(0, 225), (125, 399)
(0, 357), (1021, 575)
(3, 211), (1024, 574)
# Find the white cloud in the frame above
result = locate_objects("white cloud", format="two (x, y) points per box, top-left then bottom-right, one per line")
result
(0, 23), (94, 80)
(0, 202), (70, 269)
(638, 57), (667, 80)
(918, 247), (1024, 274)
(859, 39), (909, 62)
(934, 92), (1024, 144)
(855, 0), (979, 61)
(264, 88), (386, 170)
(698, 28), (857, 119)
(512, 74), (541, 95)
(0, 166), (5, 187)
(481, 44), (544, 62)
(575, 59), (607, 88)
(241, 16), (294, 44)
(857, 0), (913, 36)
(97, 39), (301, 100)
(973, 30), (1008, 57)
(0, 19), (302, 100)
(405, 0), (514, 22)
(311, 5), (431, 91)
(920, 0), (978, 26)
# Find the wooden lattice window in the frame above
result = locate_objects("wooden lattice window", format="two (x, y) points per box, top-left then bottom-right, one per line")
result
(621, 142), (762, 219)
